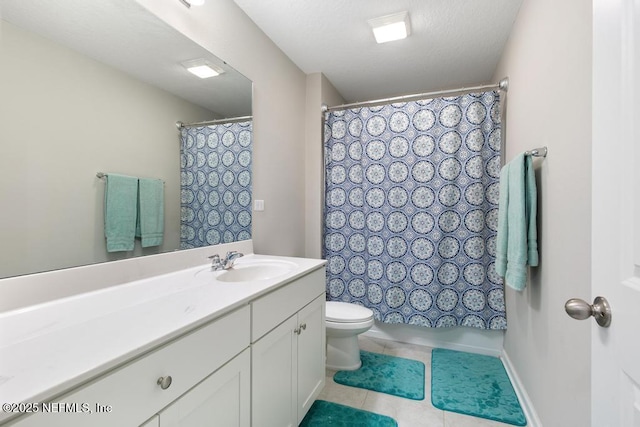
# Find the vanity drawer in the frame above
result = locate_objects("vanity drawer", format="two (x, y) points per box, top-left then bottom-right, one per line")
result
(251, 267), (325, 342)
(9, 305), (250, 427)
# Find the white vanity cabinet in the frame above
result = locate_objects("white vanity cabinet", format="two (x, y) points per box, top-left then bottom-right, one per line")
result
(155, 348), (250, 427)
(251, 267), (326, 426)
(7, 306), (251, 427)
(3, 260), (327, 427)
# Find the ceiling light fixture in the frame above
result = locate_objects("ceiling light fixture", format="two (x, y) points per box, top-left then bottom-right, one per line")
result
(181, 59), (224, 79)
(178, 0), (205, 9)
(368, 11), (411, 44)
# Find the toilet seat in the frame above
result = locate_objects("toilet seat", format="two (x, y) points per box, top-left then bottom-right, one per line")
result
(326, 301), (373, 323)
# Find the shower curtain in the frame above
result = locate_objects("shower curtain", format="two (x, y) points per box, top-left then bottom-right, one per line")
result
(180, 120), (252, 248)
(323, 92), (505, 330)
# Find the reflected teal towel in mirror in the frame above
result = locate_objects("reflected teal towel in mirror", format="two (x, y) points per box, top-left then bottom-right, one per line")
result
(104, 173), (138, 252)
(136, 178), (164, 247)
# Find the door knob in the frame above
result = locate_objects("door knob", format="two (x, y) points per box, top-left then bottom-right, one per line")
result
(564, 296), (611, 327)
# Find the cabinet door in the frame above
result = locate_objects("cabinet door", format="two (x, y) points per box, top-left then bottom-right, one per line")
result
(159, 348), (250, 427)
(251, 315), (297, 427)
(296, 294), (326, 424)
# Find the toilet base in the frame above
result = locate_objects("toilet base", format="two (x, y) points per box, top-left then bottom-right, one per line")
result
(326, 335), (362, 371)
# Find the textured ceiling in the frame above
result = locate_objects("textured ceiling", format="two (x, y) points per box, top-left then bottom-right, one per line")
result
(1, 0), (252, 117)
(233, 0), (523, 103)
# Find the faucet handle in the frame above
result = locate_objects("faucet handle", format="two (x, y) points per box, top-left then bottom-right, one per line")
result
(208, 254), (222, 269)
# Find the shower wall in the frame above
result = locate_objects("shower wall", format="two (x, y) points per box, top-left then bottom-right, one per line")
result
(493, 0), (592, 424)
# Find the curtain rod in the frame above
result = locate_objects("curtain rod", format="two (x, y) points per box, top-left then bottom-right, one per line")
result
(321, 78), (509, 113)
(176, 115), (253, 129)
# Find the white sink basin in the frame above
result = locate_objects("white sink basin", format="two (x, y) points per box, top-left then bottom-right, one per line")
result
(196, 260), (298, 283)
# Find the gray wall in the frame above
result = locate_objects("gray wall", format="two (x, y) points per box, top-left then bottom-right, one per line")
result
(493, 0), (592, 424)
(0, 21), (213, 278)
(304, 73), (344, 258)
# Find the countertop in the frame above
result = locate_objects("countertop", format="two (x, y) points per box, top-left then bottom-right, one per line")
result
(0, 254), (325, 423)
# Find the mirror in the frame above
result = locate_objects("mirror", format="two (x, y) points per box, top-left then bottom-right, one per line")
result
(0, 0), (253, 279)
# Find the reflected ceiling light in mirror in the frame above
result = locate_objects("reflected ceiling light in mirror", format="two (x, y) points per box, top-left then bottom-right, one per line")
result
(181, 59), (224, 79)
(368, 11), (411, 44)
(179, 0), (205, 8)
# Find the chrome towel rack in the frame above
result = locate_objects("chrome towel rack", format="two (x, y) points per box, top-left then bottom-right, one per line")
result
(96, 172), (165, 184)
(524, 146), (548, 157)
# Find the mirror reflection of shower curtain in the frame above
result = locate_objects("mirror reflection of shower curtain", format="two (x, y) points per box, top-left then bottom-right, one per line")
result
(323, 92), (506, 330)
(180, 121), (252, 248)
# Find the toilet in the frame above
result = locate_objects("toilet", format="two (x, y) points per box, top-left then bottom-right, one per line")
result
(325, 301), (375, 370)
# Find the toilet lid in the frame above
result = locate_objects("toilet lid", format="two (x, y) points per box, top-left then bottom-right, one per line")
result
(326, 301), (374, 323)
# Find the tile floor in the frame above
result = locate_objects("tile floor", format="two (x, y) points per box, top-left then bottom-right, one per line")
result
(318, 336), (520, 427)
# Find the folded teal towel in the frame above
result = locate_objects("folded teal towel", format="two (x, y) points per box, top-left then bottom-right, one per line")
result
(495, 153), (539, 290)
(104, 174), (138, 252)
(136, 178), (164, 247)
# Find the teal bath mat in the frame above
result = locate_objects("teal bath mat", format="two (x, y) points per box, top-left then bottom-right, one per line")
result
(299, 400), (397, 427)
(333, 351), (425, 400)
(431, 348), (526, 426)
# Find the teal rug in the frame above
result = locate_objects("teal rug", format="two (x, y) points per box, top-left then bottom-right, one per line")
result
(299, 400), (397, 427)
(333, 351), (425, 400)
(431, 348), (527, 426)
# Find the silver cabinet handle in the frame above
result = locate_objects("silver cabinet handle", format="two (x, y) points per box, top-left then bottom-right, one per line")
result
(565, 296), (611, 327)
(157, 376), (172, 390)
(300, 323), (307, 331)
(294, 323), (307, 335)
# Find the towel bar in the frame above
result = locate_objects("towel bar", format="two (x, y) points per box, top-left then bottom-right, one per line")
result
(96, 172), (165, 184)
(524, 147), (548, 157)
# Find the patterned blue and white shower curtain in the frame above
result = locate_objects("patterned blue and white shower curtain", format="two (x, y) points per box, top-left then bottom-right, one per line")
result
(180, 120), (252, 248)
(323, 92), (506, 330)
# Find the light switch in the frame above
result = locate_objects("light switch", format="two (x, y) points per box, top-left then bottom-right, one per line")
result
(254, 200), (264, 211)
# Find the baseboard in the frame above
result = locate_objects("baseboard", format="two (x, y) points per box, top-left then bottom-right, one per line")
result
(501, 350), (542, 427)
(363, 321), (504, 357)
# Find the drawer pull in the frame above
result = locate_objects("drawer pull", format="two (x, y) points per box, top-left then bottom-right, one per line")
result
(157, 376), (173, 390)
(294, 323), (307, 335)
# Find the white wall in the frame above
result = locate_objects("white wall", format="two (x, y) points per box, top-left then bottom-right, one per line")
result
(135, 0), (308, 258)
(493, 0), (592, 424)
(0, 21), (213, 278)
(304, 73), (344, 258)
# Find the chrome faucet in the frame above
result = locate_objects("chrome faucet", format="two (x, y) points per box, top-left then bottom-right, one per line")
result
(208, 251), (244, 271)
(223, 251), (244, 268)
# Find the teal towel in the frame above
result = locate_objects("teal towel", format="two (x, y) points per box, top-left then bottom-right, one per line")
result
(104, 174), (138, 252)
(495, 153), (539, 290)
(136, 178), (164, 247)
